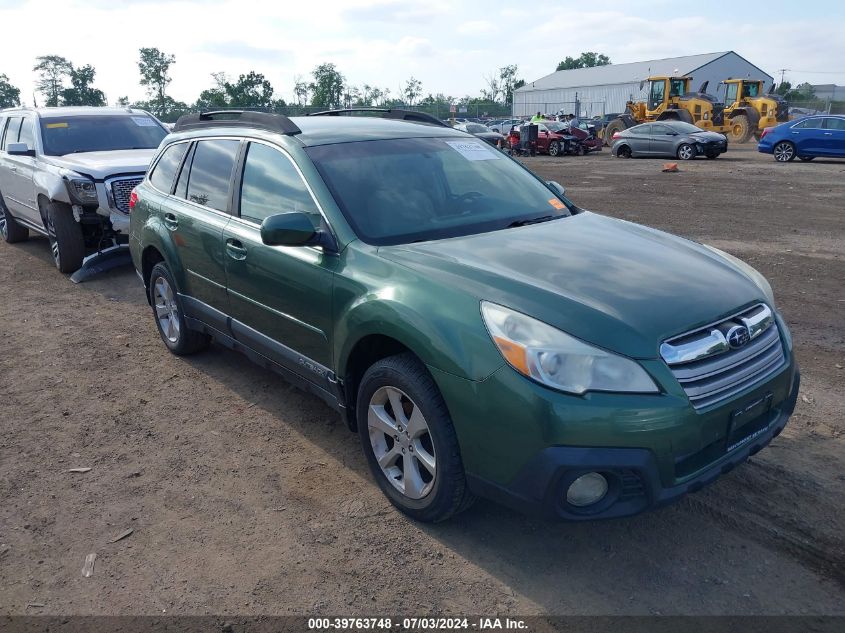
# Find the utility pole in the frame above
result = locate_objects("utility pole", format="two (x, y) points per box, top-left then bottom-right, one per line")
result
(777, 68), (789, 86)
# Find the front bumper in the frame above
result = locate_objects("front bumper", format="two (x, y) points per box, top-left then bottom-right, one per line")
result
(463, 367), (799, 520)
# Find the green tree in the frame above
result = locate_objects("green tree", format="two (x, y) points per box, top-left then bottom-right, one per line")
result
(226, 71), (275, 108)
(33, 55), (72, 106)
(61, 64), (106, 106)
(403, 76), (422, 106)
(0, 74), (21, 108)
(556, 52), (611, 72)
(131, 96), (189, 122)
(138, 47), (176, 117)
(499, 64), (522, 105)
(116, 96), (130, 107)
(310, 63), (345, 108)
(293, 75), (310, 106)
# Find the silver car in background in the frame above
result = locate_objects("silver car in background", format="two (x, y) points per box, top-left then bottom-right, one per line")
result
(611, 120), (728, 160)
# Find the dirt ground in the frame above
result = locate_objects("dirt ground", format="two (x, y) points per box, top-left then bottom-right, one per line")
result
(1, 144), (843, 617)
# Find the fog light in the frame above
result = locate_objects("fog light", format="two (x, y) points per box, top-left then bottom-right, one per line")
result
(566, 472), (608, 507)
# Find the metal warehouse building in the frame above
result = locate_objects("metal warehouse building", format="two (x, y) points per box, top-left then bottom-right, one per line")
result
(514, 51), (773, 118)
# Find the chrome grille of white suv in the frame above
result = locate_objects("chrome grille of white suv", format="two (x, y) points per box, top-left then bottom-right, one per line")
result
(660, 305), (785, 410)
(110, 177), (143, 213)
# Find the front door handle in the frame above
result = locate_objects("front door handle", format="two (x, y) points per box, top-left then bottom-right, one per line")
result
(225, 238), (247, 261)
(163, 213), (178, 230)
(823, 132), (833, 135)
(9, 166), (17, 172)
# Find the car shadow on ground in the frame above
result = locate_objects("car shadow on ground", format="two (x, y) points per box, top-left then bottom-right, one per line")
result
(174, 340), (842, 615)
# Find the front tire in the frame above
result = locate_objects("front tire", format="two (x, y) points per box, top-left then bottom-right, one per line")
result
(728, 114), (752, 143)
(357, 353), (474, 522)
(773, 141), (796, 162)
(45, 202), (84, 273)
(0, 199), (29, 243)
(148, 262), (210, 355)
(677, 143), (696, 160)
(548, 140), (561, 157)
(616, 144), (632, 158)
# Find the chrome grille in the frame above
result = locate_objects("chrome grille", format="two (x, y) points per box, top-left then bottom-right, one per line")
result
(661, 305), (785, 410)
(110, 177), (143, 214)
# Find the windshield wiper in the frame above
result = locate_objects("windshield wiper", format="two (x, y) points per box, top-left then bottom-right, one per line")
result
(506, 214), (564, 228)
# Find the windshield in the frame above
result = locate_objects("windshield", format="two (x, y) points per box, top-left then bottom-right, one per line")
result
(306, 137), (571, 246)
(542, 122), (566, 132)
(39, 115), (167, 156)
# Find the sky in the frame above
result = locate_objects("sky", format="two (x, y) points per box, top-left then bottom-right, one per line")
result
(2, 0), (844, 106)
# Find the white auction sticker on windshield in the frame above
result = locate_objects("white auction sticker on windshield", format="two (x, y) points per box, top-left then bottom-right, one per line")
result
(132, 117), (158, 127)
(444, 140), (501, 161)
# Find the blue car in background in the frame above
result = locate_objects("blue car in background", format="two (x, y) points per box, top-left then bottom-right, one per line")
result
(758, 114), (845, 162)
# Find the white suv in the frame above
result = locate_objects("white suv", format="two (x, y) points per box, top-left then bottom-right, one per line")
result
(0, 106), (167, 273)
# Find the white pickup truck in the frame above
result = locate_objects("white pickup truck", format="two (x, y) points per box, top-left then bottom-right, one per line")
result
(0, 106), (168, 274)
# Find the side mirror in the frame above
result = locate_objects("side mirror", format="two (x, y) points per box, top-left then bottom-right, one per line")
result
(546, 181), (566, 197)
(260, 212), (318, 247)
(7, 143), (35, 157)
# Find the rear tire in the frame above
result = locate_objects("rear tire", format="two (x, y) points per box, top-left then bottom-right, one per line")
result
(45, 202), (84, 273)
(357, 353), (475, 522)
(616, 145), (632, 158)
(148, 262), (210, 356)
(0, 199), (29, 243)
(677, 143), (696, 160)
(773, 141), (796, 162)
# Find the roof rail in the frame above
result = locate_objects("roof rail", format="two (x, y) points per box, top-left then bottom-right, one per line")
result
(172, 110), (302, 135)
(307, 108), (449, 128)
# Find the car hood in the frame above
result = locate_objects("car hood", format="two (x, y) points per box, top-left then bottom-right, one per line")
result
(44, 149), (157, 180)
(377, 212), (767, 359)
(689, 131), (726, 142)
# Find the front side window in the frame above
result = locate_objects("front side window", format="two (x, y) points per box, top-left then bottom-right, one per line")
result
(239, 142), (320, 225)
(185, 139), (240, 212)
(149, 142), (188, 193)
(38, 115), (167, 156)
(823, 117), (845, 131)
(17, 118), (35, 149)
(307, 136), (571, 246)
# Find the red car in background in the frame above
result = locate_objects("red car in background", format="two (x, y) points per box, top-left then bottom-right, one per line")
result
(508, 121), (602, 156)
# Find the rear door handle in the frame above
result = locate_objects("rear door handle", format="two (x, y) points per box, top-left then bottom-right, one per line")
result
(9, 166), (17, 172)
(163, 213), (178, 230)
(823, 132), (833, 135)
(225, 238), (247, 261)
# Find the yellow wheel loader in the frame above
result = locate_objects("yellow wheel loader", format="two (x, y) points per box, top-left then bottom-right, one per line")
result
(720, 79), (789, 143)
(604, 76), (729, 144)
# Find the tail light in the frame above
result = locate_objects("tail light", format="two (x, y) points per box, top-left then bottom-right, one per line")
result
(760, 127), (772, 140)
(128, 190), (138, 212)
(612, 132), (621, 139)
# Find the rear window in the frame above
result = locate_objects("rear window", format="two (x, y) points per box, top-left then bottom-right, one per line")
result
(39, 114), (167, 156)
(185, 139), (240, 212)
(149, 142), (188, 194)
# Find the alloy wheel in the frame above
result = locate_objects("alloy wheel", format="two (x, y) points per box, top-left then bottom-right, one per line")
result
(774, 142), (794, 162)
(368, 386), (436, 500)
(678, 144), (695, 160)
(153, 276), (181, 343)
(0, 212), (7, 240)
(46, 214), (60, 265)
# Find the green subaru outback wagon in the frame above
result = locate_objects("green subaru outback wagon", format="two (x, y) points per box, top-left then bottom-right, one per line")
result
(130, 109), (799, 522)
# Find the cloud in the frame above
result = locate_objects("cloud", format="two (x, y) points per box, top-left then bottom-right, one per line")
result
(342, 0), (449, 23)
(197, 41), (292, 63)
(457, 20), (497, 35)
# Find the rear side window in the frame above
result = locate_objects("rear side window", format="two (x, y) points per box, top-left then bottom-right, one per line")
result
(793, 118), (823, 130)
(150, 143), (188, 194)
(185, 139), (240, 212)
(2, 117), (22, 150)
(631, 125), (652, 135)
(238, 142), (320, 225)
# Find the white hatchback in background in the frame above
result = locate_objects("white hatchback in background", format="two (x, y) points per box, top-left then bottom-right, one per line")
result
(0, 106), (167, 275)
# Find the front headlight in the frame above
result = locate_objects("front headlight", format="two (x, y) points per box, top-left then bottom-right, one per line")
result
(480, 302), (659, 395)
(61, 170), (98, 204)
(702, 244), (775, 307)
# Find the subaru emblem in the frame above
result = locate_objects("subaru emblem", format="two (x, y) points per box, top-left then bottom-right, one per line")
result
(726, 325), (751, 349)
